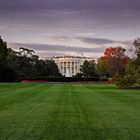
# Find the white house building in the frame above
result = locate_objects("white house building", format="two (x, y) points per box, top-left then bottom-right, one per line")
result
(48, 56), (94, 77)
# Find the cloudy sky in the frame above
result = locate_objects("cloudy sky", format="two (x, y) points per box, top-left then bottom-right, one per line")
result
(0, 0), (140, 58)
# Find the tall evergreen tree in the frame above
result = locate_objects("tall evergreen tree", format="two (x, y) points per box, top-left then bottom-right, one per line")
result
(117, 38), (140, 88)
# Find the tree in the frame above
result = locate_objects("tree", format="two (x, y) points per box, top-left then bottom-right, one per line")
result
(133, 38), (140, 56)
(80, 60), (97, 77)
(0, 35), (61, 82)
(45, 60), (61, 77)
(7, 47), (61, 80)
(97, 47), (129, 77)
(7, 48), (35, 80)
(19, 47), (35, 57)
(117, 38), (140, 88)
(0, 36), (15, 82)
(0, 36), (7, 65)
(97, 56), (109, 76)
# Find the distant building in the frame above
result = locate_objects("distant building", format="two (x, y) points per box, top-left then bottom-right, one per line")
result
(48, 56), (94, 77)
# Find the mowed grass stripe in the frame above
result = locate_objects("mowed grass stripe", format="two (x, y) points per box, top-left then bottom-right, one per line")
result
(85, 84), (140, 110)
(0, 84), (65, 140)
(78, 84), (140, 139)
(0, 83), (36, 93)
(0, 83), (140, 140)
(0, 84), (53, 111)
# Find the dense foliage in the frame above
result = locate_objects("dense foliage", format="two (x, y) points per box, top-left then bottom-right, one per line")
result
(22, 77), (100, 82)
(0, 36), (15, 82)
(0, 36), (61, 82)
(97, 47), (129, 77)
(1, 35), (140, 86)
(79, 60), (98, 77)
(117, 38), (140, 88)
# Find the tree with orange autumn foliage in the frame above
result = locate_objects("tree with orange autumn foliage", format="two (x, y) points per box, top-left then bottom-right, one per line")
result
(97, 47), (129, 77)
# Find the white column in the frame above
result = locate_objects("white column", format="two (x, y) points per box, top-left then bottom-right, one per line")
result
(75, 62), (78, 75)
(75, 62), (77, 75)
(65, 62), (66, 76)
(66, 61), (67, 72)
(64, 62), (66, 76)
(62, 62), (64, 76)
(74, 61), (76, 76)
(70, 61), (72, 76)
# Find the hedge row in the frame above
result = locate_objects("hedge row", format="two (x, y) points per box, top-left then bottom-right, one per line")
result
(21, 77), (108, 82)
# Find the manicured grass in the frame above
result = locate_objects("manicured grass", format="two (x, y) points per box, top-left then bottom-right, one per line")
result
(0, 83), (140, 140)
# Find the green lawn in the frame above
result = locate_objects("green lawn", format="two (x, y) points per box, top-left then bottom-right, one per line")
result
(0, 83), (140, 140)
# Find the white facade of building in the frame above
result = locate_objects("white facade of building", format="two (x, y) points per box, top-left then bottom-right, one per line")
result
(50, 56), (93, 77)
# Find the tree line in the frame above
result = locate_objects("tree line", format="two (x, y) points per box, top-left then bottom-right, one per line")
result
(0, 36), (61, 82)
(75, 38), (140, 88)
(96, 38), (140, 88)
(0, 35), (140, 88)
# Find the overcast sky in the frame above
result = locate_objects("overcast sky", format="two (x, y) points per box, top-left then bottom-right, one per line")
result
(0, 0), (140, 58)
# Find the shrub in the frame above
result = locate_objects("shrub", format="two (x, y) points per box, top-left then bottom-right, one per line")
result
(116, 75), (135, 89)
(112, 74), (123, 82)
(20, 77), (100, 82)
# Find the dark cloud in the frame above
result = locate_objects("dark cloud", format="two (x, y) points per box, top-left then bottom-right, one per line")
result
(9, 43), (104, 53)
(1, 0), (140, 58)
(52, 36), (68, 41)
(1, 0), (140, 29)
(37, 52), (67, 58)
(1, 0), (140, 20)
(1, 0), (140, 11)
(77, 37), (133, 46)
(78, 37), (118, 45)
